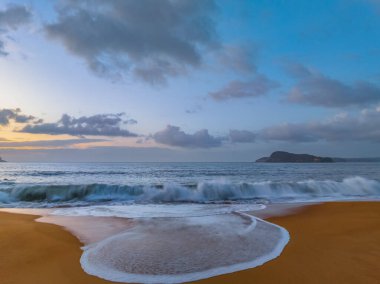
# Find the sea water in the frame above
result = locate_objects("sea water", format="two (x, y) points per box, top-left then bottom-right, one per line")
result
(0, 162), (379, 283)
(0, 162), (379, 207)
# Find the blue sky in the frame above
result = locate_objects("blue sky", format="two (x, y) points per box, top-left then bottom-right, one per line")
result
(0, 0), (380, 161)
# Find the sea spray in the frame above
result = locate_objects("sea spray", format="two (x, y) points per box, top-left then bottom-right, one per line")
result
(1, 176), (379, 207)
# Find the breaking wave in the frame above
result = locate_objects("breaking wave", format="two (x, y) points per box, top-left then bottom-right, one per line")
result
(0, 176), (379, 207)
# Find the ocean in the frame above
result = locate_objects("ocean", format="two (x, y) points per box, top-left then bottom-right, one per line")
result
(1, 162), (379, 209)
(1, 162), (379, 283)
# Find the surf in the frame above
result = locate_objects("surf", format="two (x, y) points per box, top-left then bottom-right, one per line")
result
(0, 176), (379, 207)
(79, 212), (289, 284)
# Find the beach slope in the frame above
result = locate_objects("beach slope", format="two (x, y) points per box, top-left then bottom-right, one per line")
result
(0, 212), (112, 284)
(197, 202), (380, 284)
(1, 202), (380, 284)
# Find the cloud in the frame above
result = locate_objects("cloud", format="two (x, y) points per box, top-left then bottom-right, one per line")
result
(258, 106), (380, 143)
(153, 125), (222, 148)
(45, 0), (218, 84)
(185, 104), (202, 114)
(0, 138), (105, 148)
(259, 123), (320, 143)
(218, 43), (258, 74)
(228, 129), (256, 143)
(210, 75), (279, 101)
(0, 108), (36, 126)
(153, 127), (258, 148)
(286, 64), (380, 107)
(0, 4), (32, 56)
(20, 113), (138, 137)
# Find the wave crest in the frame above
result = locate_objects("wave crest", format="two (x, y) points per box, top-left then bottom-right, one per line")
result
(0, 176), (379, 207)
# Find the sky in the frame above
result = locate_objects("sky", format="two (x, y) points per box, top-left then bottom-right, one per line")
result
(0, 0), (380, 162)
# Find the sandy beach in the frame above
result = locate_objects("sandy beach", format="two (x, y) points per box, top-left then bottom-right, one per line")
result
(1, 202), (379, 284)
(198, 202), (380, 284)
(0, 212), (112, 284)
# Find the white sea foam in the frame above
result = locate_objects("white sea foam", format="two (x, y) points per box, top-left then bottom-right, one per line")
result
(52, 203), (266, 218)
(51, 203), (290, 283)
(79, 212), (289, 284)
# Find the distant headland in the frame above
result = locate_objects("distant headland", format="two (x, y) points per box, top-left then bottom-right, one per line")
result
(256, 151), (333, 163)
(0, 157), (6, 162)
(256, 151), (380, 163)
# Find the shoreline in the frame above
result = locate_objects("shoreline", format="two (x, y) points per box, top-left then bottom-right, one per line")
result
(196, 201), (380, 284)
(1, 201), (379, 283)
(0, 202), (298, 246)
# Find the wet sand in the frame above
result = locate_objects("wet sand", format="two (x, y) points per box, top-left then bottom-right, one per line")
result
(197, 201), (380, 284)
(1, 202), (380, 284)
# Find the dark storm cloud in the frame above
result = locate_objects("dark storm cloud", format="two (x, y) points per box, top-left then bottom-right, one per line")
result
(228, 129), (256, 143)
(45, 0), (218, 84)
(286, 64), (380, 107)
(0, 108), (36, 126)
(210, 75), (279, 101)
(0, 4), (32, 56)
(20, 113), (138, 137)
(259, 107), (380, 143)
(153, 125), (223, 148)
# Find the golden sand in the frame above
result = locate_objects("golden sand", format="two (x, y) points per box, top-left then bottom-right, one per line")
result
(1, 202), (379, 284)
(196, 202), (380, 284)
(0, 212), (112, 284)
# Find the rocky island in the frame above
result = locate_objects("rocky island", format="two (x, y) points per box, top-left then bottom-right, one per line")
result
(0, 157), (6, 162)
(256, 151), (334, 163)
